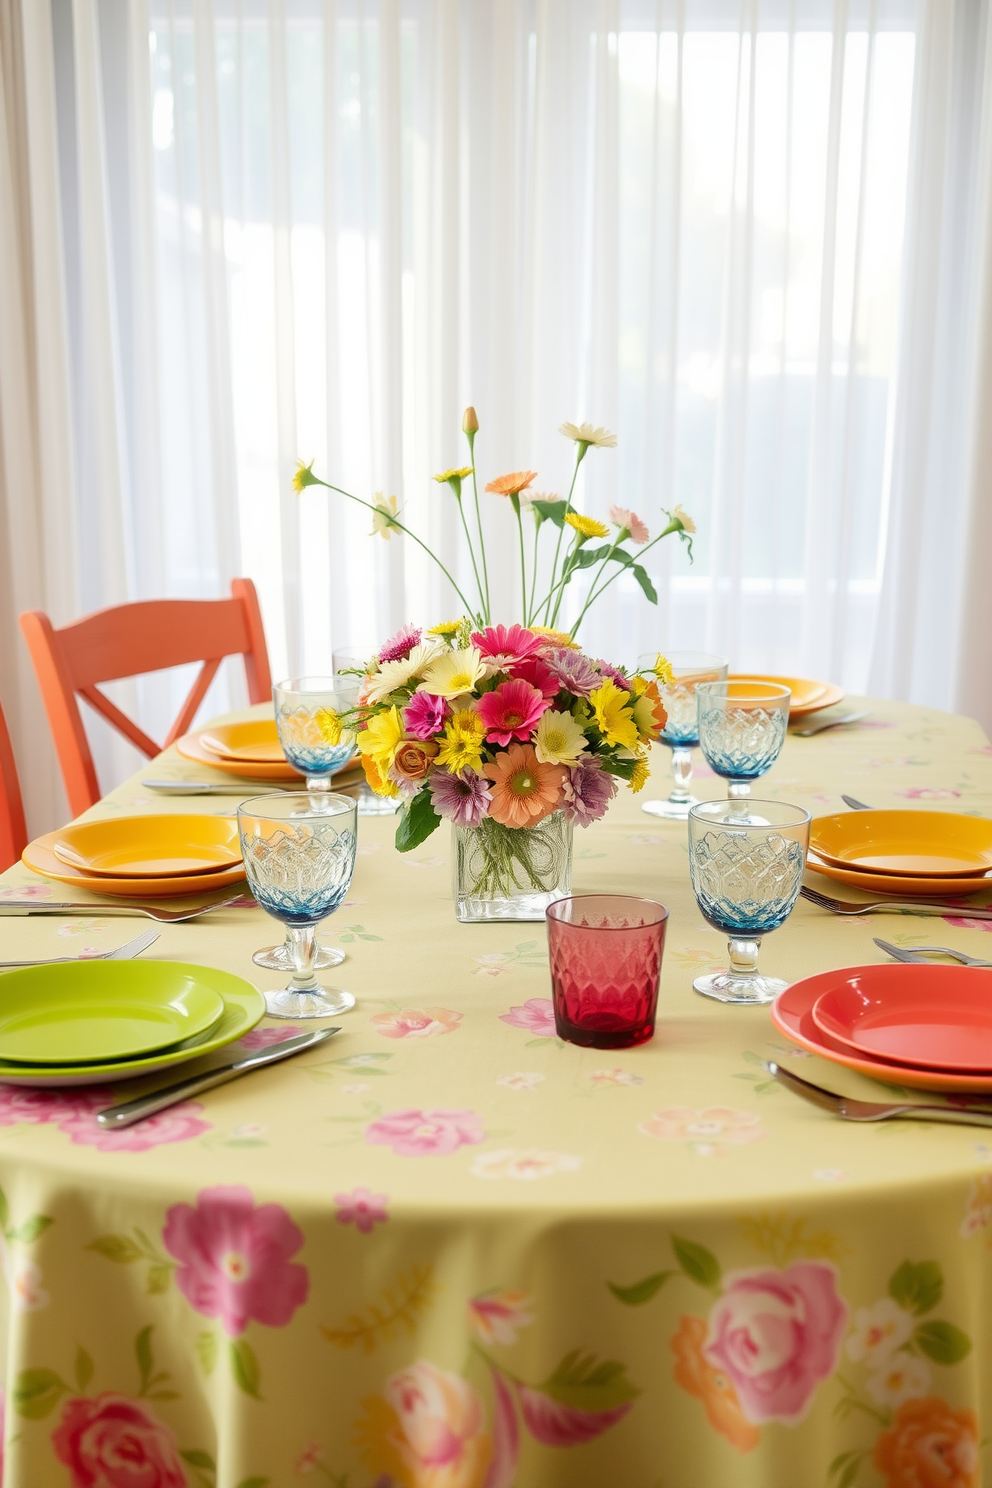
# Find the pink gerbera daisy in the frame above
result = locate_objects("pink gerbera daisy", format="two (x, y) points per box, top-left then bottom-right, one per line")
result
(475, 679), (549, 746)
(377, 624), (422, 664)
(513, 655), (561, 699)
(609, 506), (650, 545)
(470, 624), (544, 667)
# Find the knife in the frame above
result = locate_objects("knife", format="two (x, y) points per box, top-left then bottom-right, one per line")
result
(873, 938), (930, 964)
(95, 1026), (341, 1128)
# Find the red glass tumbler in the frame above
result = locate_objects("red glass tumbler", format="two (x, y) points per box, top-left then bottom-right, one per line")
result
(546, 895), (668, 1048)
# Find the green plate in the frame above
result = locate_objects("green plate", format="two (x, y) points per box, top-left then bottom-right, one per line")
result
(0, 962), (225, 1064)
(0, 967), (264, 1087)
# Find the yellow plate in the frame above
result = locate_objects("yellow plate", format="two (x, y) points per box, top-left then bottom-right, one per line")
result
(200, 720), (289, 765)
(23, 831), (246, 898)
(730, 674), (845, 718)
(810, 810), (992, 878)
(177, 730), (304, 782)
(807, 854), (992, 898)
(52, 815), (242, 878)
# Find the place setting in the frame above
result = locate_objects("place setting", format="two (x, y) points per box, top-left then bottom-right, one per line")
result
(18, 812), (248, 900)
(804, 806), (992, 901)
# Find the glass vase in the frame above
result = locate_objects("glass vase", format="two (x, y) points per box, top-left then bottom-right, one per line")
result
(452, 811), (573, 922)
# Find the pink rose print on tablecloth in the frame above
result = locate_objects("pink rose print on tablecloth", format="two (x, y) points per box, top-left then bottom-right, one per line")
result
(162, 1184), (309, 1336)
(704, 1262), (848, 1424)
(896, 787), (961, 800)
(237, 1025), (300, 1052)
(943, 914), (992, 933)
(0, 884), (52, 901)
(52, 1392), (186, 1488)
(640, 1107), (764, 1155)
(355, 1360), (492, 1486)
(335, 1187), (389, 1233)
(60, 1104), (210, 1153)
(370, 1007), (462, 1039)
(365, 1108), (486, 1157)
(499, 998), (556, 1037)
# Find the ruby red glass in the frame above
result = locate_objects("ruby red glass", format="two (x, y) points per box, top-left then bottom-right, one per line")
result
(546, 894), (669, 1048)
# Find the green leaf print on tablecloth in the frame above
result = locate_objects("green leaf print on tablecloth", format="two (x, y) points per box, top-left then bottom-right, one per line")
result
(320, 1262), (437, 1353)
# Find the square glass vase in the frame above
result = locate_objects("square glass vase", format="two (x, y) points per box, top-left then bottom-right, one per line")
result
(452, 811), (573, 922)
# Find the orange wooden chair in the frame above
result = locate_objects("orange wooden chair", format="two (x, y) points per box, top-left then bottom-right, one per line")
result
(0, 696), (28, 873)
(20, 579), (272, 817)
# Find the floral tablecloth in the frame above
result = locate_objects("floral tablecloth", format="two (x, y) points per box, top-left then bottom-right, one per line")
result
(0, 697), (991, 1488)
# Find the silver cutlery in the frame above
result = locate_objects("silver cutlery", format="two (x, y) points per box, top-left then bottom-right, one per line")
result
(874, 937), (992, 968)
(96, 1026), (341, 1128)
(842, 794), (872, 811)
(794, 710), (869, 737)
(0, 928), (160, 969)
(768, 1061), (992, 1126)
(144, 779), (298, 796)
(0, 895), (247, 923)
(800, 884), (992, 918)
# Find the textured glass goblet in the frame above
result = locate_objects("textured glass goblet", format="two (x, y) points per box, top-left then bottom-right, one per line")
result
(547, 895), (668, 1048)
(688, 799), (810, 1004)
(238, 793), (358, 1019)
(333, 648), (400, 817)
(637, 652), (729, 818)
(696, 680), (791, 805)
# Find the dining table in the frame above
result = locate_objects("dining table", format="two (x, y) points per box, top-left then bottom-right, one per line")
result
(0, 694), (990, 1488)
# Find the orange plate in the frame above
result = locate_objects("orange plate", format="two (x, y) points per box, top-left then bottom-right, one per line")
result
(807, 853), (992, 899)
(177, 731), (304, 783)
(22, 832), (246, 899)
(771, 966), (992, 1093)
(731, 674), (845, 718)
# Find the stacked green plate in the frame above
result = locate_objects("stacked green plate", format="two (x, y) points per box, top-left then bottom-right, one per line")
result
(0, 963), (264, 1088)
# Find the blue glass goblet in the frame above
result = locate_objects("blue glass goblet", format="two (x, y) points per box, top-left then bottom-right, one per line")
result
(696, 680), (791, 808)
(688, 799), (810, 1004)
(238, 793), (358, 1019)
(637, 652), (728, 818)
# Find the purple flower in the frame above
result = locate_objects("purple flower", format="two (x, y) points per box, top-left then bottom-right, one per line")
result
(430, 768), (492, 827)
(404, 691), (450, 740)
(560, 755), (617, 826)
(544, 648), (600, 697)
(378, 624), (422, 664)
(595, 659), (630, 689)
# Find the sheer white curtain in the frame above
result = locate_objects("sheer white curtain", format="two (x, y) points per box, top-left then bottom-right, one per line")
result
(3, 0), (992, 833)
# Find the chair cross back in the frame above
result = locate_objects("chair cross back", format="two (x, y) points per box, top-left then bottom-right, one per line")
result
(20, 579), (271, 816)
(0, 697), (27, 873)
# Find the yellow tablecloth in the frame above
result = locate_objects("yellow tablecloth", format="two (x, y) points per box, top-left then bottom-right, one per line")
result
(0, 698), (991, 1487)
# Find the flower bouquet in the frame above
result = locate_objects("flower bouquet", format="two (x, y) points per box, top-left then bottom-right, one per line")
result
(350, 620), (670, 920)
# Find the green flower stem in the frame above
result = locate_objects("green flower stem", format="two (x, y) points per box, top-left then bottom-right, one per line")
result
(455, 492), (486, 620)
(510, 493), (529, 624)
(570, 531), (626, 634)
(528, 520), (541, 627)
(531, 535), (583, 622)
(570, 519), (684, 638)
(307, 476), (483, 625)
(543, 446), (585, 623)
(465, 431), (491, 622)
(462, 814), (568, 898)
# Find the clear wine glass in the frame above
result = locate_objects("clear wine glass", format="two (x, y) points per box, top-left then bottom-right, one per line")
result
(637, 652), (728, 818)
(333, 647), (400, 817)
(238, 793), (358, 1018)
(696, 680), (791, 809)
(688, 799), (810, 1004)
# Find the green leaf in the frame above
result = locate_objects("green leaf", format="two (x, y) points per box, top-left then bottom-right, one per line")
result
(74, 1346), (94, 1393)
(913, 1319), (971, 1364)
(87, 1234), (143, 1264)
(671, 1234), (722, 1290)
(568, 544), (614, 570)
(135, 1325), (154, 1391)
(230, 1337), (262, 1399)
(837, 1460), (862, 1488)
(599, 754), (637, 781)
(540, 1349), (640, 1412)
(180, 1449), (217, 1471)
(531, 499), (565, 527)
(631, 564), (658, 604)
(13, 1368), (68, 1420)
(829, 1451), (859, 1475)
(889, 1260), (943, 1316)
(0, 1187), (10, 1233)
(10, 1214), (53, 1245)
(608, 1271), (674, 1306)
(146, 1263), (172, 1295)
(394, 788), (441, 853)
(195, 1331), (218, 1376)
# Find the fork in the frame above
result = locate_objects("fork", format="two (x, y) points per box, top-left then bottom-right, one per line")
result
(768, 1061), (992, 1126)
(800, 884), (992, 919)
(0, 895), (247, 923)
(874, 937), (992, 968)
(0, 929), (160, 969)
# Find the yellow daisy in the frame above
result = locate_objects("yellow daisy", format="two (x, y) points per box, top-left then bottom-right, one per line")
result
(361, 753), (400, 799)
(418, 647), (487, 700)
(629, 752), (651, 793)
(565, 512), (610, 542)
(534, 709), (588, 766)
(369, 494), (403, 540)
(315, 707), (342, 746)
(559, 422), (617, 448)
(435, 709), (488, 773)
(292, 458), (321, 493)
(356, 706), (405, 770)
(427, 619), (463, 637)
(670, 504), (696, 535)
(589, 679), (639, 750)
(653, 653), (675, 686)
(531, 626), (579, 651)
(432, 467), (473, 483)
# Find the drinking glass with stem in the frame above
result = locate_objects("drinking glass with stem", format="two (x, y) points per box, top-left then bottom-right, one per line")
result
(696, 680), (791, 814)
(636, 652), (728, 818)
(238, 792), (358, 1019)
(688, 799), (810, 1004)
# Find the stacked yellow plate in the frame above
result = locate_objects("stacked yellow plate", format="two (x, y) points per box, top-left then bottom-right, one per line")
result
(729, 673), (845, 719)
(22, 815), (247, 899)
(807, 810), (992, 898)
(177, 718), (304, 782)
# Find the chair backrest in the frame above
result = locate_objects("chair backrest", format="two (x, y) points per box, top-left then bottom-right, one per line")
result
(0, 696), (28, 873)
(20, 578), (272, 817)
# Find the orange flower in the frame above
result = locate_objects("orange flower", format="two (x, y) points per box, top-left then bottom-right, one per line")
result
(632, 678), (668, 740)
(671, 1315), (760, 1454)
(392, 738), (439, 783)
(361, 753), (400, 799)
(873, 1397), (979, 1488)
(485, 744), (564, 828)
(485, 471), (537, 497)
